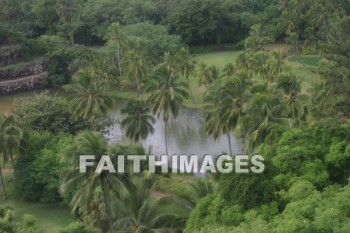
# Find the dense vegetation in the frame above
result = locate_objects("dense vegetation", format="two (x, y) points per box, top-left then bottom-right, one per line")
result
(0, 0), (350, 232)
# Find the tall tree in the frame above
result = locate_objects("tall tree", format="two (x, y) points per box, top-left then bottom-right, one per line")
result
(121, 99), (155, 143)
(106, 22), (127, 77)
(175, 47), (196, 103)
(124, 50), (147, 97)
(0, 114), (24, 200)
(114, 176), (187, 232)
(58, 0), (77, 45)
(203, 74), (249, 155)
(65, 68), (114, 121)
(145, 64), (190, 155)
(61, 131), (130, 233)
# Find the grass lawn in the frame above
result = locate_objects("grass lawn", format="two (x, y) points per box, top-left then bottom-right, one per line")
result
(0, 172), (74, 233)
(0, 56), (47, 71)
(107, 49), (320, 109)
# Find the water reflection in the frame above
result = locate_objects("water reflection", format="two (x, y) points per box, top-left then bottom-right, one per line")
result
(106, 101), (243, 157)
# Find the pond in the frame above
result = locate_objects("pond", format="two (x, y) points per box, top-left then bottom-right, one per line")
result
(0, 91), (243, 157)
(107, 100), (243, 157)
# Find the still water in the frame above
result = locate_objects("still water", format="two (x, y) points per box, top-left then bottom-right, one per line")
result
(0, 91), (243, 157)
(106, 100), (243, 157)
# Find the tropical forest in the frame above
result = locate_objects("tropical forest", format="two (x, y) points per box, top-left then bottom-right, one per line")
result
(0, 0), (350, 232)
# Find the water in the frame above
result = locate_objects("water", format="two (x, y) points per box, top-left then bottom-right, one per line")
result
(106, 100), (243, 157)
(0, 91), (243, 157)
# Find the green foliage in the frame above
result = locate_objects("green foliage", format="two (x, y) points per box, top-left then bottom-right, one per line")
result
(14, 132), (71, 202)
(60, 222), (100, 233)
(13, 92), (111, 134)
(121, 99), (155, 142)
(0, 207), (42, 233)
(122, 22), (182, 60)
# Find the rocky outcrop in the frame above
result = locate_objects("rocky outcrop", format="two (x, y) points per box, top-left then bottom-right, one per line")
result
(0, 60), (49, 96)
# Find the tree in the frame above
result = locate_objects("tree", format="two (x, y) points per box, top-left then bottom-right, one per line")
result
(203, 75), (249, 155)
(277, 74), (308, 124)
(58, 0), (77, 45)
(121, 99), (155, 143)
(0, 114), (25, 200)
(175, 47), (196, 102)
(114, 176), (187, 233)
(65, 68), (114, 121)
(145, 64), (190, 155)
(61, 131), (130, 233)
(124, 50), (147, 97)
(244, 24), (271, 52)
(106, 22), (127, 76)
(239, 84), (291, 152)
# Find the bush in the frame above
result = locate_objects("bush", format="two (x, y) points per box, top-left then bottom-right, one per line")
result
(60, 222), (101, 233)
(14, 132), (71, 202)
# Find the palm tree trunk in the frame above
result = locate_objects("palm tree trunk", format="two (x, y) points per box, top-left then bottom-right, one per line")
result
(187, 78), (195, 104)
(227, 133), (233, 156)
(0, 168), (6, 200)
(9, 150), (15, 168)
(102, 179), (114, 233)
(117, 48), (122, 76)
(164, 119), (169, 155)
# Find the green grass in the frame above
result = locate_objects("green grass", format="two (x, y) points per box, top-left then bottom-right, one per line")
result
(193, 50), (241, 68)
(0, 56), (46, 71)
(0, 172), (74, 233)
(106, 49), (320, 108)
(288, 55), (322, 66)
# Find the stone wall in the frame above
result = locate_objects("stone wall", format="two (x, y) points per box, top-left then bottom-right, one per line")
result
(0, 60), (49, 96)
(0, 73), (48, 95)
(0, 61), (48, 81)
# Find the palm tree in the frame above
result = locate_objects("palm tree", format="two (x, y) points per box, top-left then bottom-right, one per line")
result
(197, 62), (212, 89)
(145, 65), (190, 155)
(0, 114), (25, 200)
(244, 24), (271, 52)
(124, 50), (147, 97)
(58, 0), (77, 45)
(175, 47), (196, 103)
(203, 74), (249, 155)
(114, 175), (187, 233)
(223, 63), (235, 77)
(61, 131), (130, 233)
(106, 22), (127, 76)
(277, 74), (308, 124)
(239, 85), (291, 152)
(65, 68), (114, 121)
(121, 99), (156, 143)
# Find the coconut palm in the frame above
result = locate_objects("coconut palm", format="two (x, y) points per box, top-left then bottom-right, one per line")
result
(65, 68), (114, 121)
(223, 63), (235, 76)
(203, 74), (249, 155)
(121, 99), (156, 143)
(106, 22), (128, 76)
(61, 131), (131, 233)
(114, 175), (187, 233)
(58, 0), (77, 45)
(239, 84), (291, 152)
(175, 47), (196, 103)
(124, 50), (147, 97)
(236, 52), (253, 76)
(244, 24), (271, 52)
(0, 114), (25, 200)
(197, 62), (212, 89)
(277, 74), (308, 124)
(145, 65), (190, 155)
